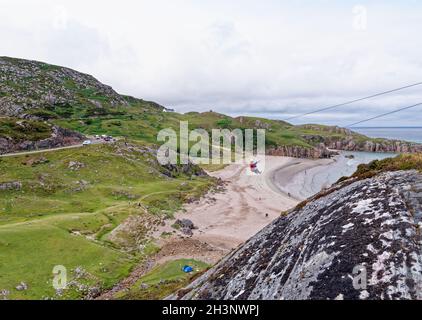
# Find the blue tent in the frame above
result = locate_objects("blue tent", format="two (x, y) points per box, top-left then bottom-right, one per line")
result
(182, 265), (193, 273)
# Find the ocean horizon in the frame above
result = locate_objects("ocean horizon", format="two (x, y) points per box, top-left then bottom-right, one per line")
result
(352, 127), (422, 143)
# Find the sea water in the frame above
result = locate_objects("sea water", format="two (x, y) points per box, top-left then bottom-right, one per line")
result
(274, 127), (422, 200)
(352, 127), (422, 143)
(283, 151), (395, 200)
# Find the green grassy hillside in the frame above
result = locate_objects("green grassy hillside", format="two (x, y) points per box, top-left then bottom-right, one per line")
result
(115, 259), (209, 300)
(350, 153), (422, 180)
(0, 56), (165, 120)
(54, 111), (324, 149)
(0, 56), (380, 153)
(0, 118), (52, 142)
(0, 142), (216, 299)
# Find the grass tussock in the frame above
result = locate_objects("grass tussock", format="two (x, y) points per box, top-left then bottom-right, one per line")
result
(351, 153), (422, 179)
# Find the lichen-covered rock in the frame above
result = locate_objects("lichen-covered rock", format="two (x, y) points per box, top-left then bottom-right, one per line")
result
(0, 181), (22, 191)
(174, 170), (422, 300)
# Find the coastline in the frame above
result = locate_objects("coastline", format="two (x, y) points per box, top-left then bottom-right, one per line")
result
(155, 151), (396, 260)
(99, 156), (301, 299)
(155, 156), (299, 255)
(273, 150), (396, 200)
(100, 151), (396, 299)
(152, 155), (333, 266)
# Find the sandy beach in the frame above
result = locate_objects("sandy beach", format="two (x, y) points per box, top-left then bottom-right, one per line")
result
(100, 152), (392, 298)
(154, 155), (332, 264)
(99, 155), (332, 299)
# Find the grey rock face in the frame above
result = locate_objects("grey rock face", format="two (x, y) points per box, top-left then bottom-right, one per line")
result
(0, 126), (85, 154)
(175, 170), (422, 300)
(295, 124), (422, 157)
(175, 219), (195, 236)
(161, 162), (208, 178)
(268, 134), (422, 160)
(0, 181), (22, 191)
(267, 144), (335, 159)
(175, 219), (195, 230)
(323, 136), (422, 154)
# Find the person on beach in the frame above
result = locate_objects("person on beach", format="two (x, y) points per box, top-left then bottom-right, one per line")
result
(249, 160), (261, 174)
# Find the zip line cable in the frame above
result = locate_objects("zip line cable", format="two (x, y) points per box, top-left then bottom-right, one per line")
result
(346, 102), (422, 127)
(284, 82), (422, 121)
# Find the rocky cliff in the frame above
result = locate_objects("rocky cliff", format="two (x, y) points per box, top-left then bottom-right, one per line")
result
(267, 143), (335, 159)
(173, 168), (422, 300)
(0, 125), (85, 154)
(299, 124), (422, 155)
(324, 136), (422, 154)
(0, 56), (127, 119)
(0, 56), (166, 120)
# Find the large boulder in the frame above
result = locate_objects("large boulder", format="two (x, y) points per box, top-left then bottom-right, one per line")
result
(0, 181), (22, 191)
(175, 219), (195, 230)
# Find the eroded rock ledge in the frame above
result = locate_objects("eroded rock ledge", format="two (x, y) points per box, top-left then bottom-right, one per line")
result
(267, 144), (334, 159)
(0, 126), (84, 154)
(174, 170), (422, 300)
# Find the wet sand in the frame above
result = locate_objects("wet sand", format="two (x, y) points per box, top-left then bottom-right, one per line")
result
(270, 157), (334, 200)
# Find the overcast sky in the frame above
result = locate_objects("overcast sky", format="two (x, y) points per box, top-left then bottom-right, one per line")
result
(1, 0), (422, 126)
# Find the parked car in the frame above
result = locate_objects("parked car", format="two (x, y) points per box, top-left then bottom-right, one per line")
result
(82, 140), (92, 146)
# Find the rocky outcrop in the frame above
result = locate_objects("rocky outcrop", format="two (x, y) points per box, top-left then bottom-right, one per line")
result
(265, 124), (422, 159)
(299, 124), (422, 155)
(267, 143), (335, 159)
(68, 161), (86, 171)
(0, 181), (22, 191)
(324, 136), (422, 154)
(161, 162), (208, 178)
(174, 170), (422, 300)
(0, 126), (85, 154)
(175, 219), (196, 236)
(0, 56), (129, 118)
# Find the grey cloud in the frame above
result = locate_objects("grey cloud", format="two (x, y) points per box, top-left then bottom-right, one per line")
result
(2, 1), (422, 127)
(41, 20), (110, 70)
